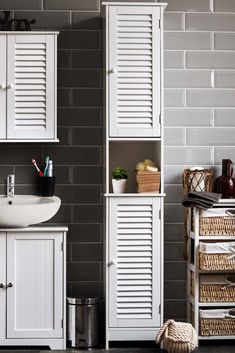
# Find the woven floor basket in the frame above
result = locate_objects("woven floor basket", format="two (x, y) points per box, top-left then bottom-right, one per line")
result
(199, 252), (235, 271)
(200, 318), (235, 336)
(136, 171), (160, 193)
(200, 284), (235, 302)
(156, 319), (197, 353)
(199, 216), (235, 236)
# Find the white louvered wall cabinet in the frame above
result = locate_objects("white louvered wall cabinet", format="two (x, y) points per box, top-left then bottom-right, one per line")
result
(0, 32), (58, 142)
(103, 1), (166, 347)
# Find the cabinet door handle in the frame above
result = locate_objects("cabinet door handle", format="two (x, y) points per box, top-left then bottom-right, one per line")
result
(7, 84), (14, 90)
(0, 283), (5, 288)
(7, 282), (13, 288)
(108, 259), (116, 266)
(0, 84), (5, 90)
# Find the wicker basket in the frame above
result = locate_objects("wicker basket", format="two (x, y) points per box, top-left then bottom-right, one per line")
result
(200, 275), (235, 302)
(136, 171), (160, 193)
(200, 309), (235, 336)
(199, 215), (235, 236)
(199, 252), (235, 271)
(200, 318), (235, 336)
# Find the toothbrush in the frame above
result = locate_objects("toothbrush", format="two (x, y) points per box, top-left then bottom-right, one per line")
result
(43, 156), (50, 176)
(32, 159), (43, 177)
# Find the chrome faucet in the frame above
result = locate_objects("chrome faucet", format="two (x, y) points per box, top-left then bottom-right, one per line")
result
(7, 175), (15, 198)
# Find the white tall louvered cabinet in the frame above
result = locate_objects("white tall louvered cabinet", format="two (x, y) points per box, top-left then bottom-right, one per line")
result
(102, 1), (166, 347)
(0, 32), (58, 142)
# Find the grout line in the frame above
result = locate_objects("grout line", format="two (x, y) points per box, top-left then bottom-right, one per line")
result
(211, 70), (215, 88)
(212, 107), (215, 127)
(210, 0), (214, 12)
(184, 88), (187, 107)
(211, 146), (215, 165)
(183, 12), (186, 31)
(212, 31), (214, 50)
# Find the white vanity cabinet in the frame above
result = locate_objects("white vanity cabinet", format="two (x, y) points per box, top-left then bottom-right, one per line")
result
(0, 226), (67, 349)
(103, 2), (166, 347)
(0, 32), (58, 142)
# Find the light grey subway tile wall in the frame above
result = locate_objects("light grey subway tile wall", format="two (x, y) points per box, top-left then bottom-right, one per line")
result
(214, 148), (235, 164)
(165, 0), (211, 12)
(187, 128), (235, 146)
(186, 51), (235, 69)
(214, 0), (235, 13)
(164, 128), (185, 146)
(214, 71), (235, 88)
(164, 0), (235, 321)
(165, 147), (213, 165)
(164, 70), (212, 88)
(164, 32), (212, 50)
(214, 33), (235, 50)
(165, 109), (213, 127)
(164, 51), (184, 69)
(187, 89), (235, 107)
(164, 89), (185, 107)
(164, 13), (184, 31)
(214, 110), (235, 127)
(185, 13), (235, 32)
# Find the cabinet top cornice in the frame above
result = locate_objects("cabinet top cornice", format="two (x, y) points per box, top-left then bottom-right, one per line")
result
(0, 31), (59, 35)
(102, 1), (167, 7)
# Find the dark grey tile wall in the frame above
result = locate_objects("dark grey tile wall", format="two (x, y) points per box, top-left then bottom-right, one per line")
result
(0, 1), (103, 302)
(3, 0), (232, 327)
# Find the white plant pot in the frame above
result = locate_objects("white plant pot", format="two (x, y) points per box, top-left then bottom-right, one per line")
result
(112, 179), (127, 194)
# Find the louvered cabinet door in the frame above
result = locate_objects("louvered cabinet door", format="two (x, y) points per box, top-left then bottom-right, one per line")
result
(0, 232), (6, 339)
(108, 6), (161, 137)
(7, 34), (56, 140)
(0, 35), (6, 139)
(108, 197), (161, 328)
(7, 232), (63, 338)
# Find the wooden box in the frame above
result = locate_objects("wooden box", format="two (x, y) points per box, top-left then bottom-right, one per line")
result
(136, 171), (160, 193)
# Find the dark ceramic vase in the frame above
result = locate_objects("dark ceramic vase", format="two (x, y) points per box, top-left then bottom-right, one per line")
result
(214, 159), (235, 198)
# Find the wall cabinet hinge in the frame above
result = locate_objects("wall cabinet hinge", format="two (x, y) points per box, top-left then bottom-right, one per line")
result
(159, 113), (161, 124)
(159, 304), (161, 314)
(61, 318), (64, 328)
(61, 242), (64, 252)
(159, 19), (161, 29)
(159, 209), (161, 219)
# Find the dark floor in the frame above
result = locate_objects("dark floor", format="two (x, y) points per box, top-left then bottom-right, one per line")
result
(0, 344), (235, 353)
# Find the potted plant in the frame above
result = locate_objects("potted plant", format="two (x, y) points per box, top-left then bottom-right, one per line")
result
(112, 166), (128, 193)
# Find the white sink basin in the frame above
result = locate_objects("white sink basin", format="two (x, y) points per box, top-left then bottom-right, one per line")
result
(0, 195), (61, 228)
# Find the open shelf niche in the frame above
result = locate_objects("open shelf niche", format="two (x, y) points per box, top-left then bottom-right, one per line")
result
(108, 140), (162, 194)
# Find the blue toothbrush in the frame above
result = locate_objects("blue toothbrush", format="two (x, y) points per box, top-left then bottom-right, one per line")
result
(43, 156), (50, 176)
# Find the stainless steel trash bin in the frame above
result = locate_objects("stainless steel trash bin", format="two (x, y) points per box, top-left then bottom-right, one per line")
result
(67, 297), (99, 348)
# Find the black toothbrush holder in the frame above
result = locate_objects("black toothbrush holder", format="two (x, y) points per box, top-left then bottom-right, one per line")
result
(38, 176), (55, 197)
